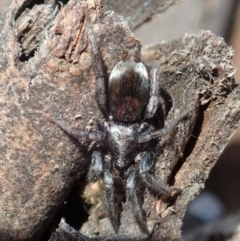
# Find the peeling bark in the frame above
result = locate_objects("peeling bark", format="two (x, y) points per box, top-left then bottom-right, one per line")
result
(141, 30), (239, 241)
(0, 0), (239, 241)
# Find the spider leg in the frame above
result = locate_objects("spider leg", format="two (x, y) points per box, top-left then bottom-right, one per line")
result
(85, 8), (108, 117)
(49, 118), (104, 142)
(139, 151), (179, 199)
(126, 169), (149, 235)
(103, 163), (120, 233)
(138, 109), (190, 143)
(88, 150), (103, 182)
(145, 67), (160, 119)
(50, 219), (97, 241)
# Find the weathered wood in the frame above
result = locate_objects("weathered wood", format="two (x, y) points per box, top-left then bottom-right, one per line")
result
(141, 30), (239, 240)
(0, 0), (239, 241)
(0, 0), (141, 240)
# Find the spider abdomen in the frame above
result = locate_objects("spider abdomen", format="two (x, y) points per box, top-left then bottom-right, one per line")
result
(108, 60), (150, 123)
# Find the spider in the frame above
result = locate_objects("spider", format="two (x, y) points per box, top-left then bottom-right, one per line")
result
(50, 10), (191, 235)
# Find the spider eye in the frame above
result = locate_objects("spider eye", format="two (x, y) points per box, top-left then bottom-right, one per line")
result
(108, 60), (149, 122)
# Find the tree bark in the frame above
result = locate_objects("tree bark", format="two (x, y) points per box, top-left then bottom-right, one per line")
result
(104, 0), (183, 29)
(0, 0), (239, 241)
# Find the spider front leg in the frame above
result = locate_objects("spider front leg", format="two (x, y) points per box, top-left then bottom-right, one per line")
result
(88, 150), (104, 182)
(139, 151), (179, 199)
(103, 161), (120, 233)
(89, 153), (121, 233)
(126, 169), (149, 235)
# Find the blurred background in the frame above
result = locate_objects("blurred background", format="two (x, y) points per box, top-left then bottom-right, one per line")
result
(1, 0), (240, 239)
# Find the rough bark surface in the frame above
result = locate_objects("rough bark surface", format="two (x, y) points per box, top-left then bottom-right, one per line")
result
(141, 31), (239, 241)
(0, 0), (141, 240)
(104, 0), (183, 29)
(0, 0), (239, 241)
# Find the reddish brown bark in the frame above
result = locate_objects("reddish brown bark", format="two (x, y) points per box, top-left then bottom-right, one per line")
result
(0, 0), (239, 241)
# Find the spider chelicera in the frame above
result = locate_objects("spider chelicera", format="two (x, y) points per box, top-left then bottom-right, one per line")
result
(50, 10), (190, 235)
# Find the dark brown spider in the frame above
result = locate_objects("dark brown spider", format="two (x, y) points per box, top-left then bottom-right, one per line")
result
(50, 8), (191, 236)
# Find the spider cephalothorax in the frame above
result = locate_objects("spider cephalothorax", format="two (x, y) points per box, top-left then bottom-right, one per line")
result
(51, 12), (190, 235)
